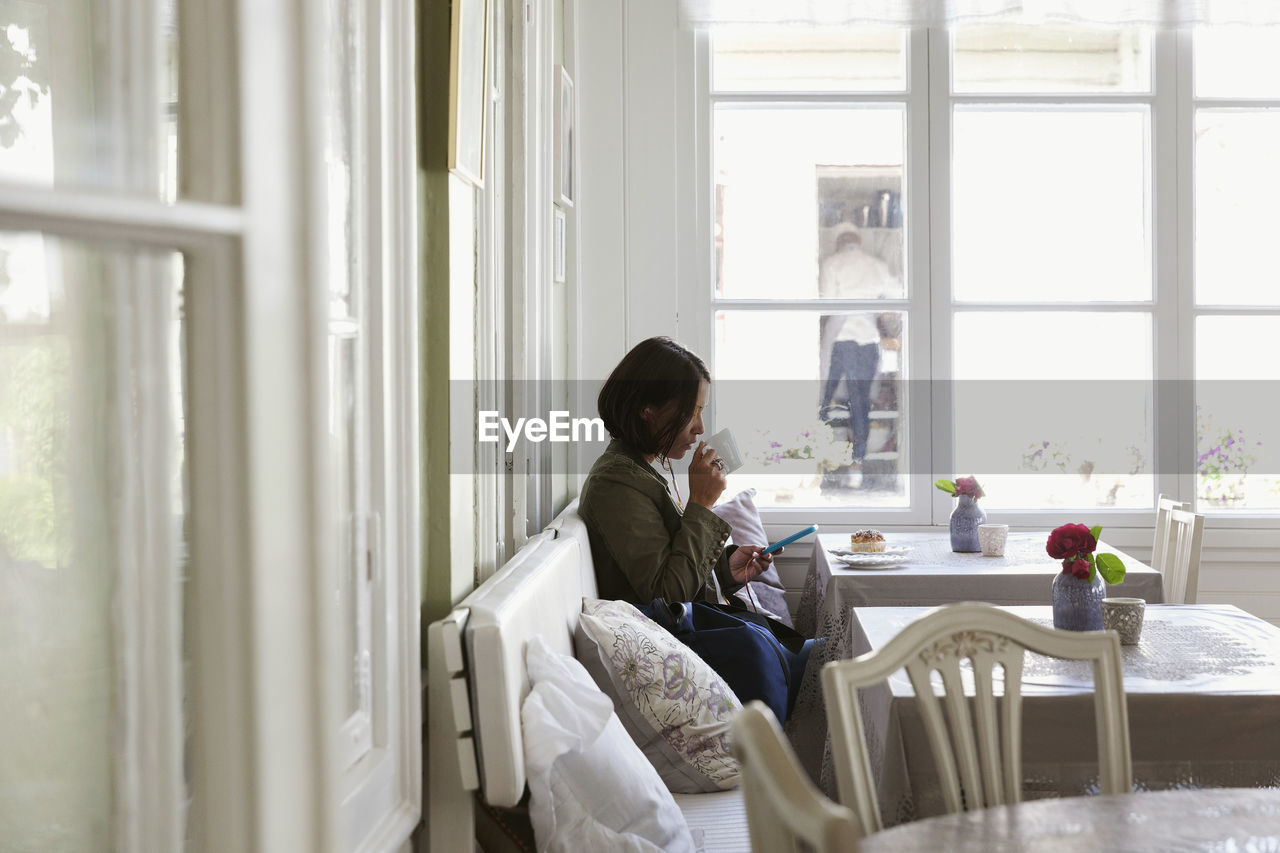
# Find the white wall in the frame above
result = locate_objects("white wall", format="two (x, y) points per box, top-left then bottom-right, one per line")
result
(579, 0), (686, 376)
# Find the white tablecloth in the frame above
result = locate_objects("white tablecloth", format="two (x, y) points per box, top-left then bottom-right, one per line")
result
(850, 604), (1280, 827)
(861, 787), (1280, 852)
(786, 531), (1166, 801)
(793, 532), (1165, 637)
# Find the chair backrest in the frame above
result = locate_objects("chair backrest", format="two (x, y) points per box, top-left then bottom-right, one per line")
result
(1161, 507), (1205, 604)
(730, 701), (863, 852)
(821, 602), (1131, 836)
(1151, 494), (1190, 579)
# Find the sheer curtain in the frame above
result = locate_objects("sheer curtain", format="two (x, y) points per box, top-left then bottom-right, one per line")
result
(678, 0), (1280, 26)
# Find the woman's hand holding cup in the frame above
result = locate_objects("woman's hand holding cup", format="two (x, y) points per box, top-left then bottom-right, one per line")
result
(687, 441), (727, 508)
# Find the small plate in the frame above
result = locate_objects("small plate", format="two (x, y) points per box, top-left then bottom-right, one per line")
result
(828, 545), (912, 558)
(832, 550), (912, 569)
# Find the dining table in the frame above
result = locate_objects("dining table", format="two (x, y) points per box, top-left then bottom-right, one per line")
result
(847, 603), (1280, 828)
(859, 787), (1280, 852)
(786, 530), (1166, 799)
(792, 531), (1165, 638)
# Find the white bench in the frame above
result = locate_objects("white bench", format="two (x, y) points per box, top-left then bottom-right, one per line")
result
(426, 502), (749, 852)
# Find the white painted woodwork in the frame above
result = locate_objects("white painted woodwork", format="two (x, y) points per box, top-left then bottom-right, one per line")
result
(1151, 494), (1191, 578)
(823, 602), (1131, 837)
(732, 702), (861, 850)
(425, 610), (478, 853)
(340, 0), (423, 848)
(1161, 508), (1206, 605)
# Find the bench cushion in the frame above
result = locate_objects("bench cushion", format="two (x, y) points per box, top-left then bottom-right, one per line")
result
(575, 598), (742, 794)
(673, 790), (751, 853)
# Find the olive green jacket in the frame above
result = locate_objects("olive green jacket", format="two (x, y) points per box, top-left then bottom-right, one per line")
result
(579, 439), (740, 605)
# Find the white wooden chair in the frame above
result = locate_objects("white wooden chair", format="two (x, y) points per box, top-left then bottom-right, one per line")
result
(822, 602), (1132, 837)
(730, 701), (862, 852)
(1151, 494), (1190, 580)
(1160, 507), (1205, 604)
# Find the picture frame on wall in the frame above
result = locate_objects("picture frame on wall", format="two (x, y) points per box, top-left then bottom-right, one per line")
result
(448, 0), (489, 187)
(555, 66), (574, 207)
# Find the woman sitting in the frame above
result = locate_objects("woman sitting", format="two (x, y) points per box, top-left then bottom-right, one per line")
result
(579, 337), (811, 717)
(579, 336), (771, 605)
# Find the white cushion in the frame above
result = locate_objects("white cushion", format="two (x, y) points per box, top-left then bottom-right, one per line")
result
(712, 489), (793, 626)
(522, 636), (695, 853)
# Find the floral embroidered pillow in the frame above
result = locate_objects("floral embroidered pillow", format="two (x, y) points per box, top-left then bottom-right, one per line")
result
(574, 598), (741, 793)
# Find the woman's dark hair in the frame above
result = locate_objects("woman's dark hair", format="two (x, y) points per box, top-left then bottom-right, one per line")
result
(597, 336), (710, 457)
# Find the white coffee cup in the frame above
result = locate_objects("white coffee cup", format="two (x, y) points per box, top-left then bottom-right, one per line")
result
(704, 427), (744, 474)
(978, 523), (1009, 557)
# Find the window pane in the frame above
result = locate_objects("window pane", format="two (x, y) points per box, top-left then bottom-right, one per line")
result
(0, 0), (176, 198)
(715, 106), (905, 299)
(953, 312), (1153, 510)
(1195, 110), (1280, 306)
(953, 107), (1151, 302)
(715, 310), (908, 508)
(1195, 316), (1280, 511)
(952, 25), (1151, 94)
(1195, 28), (1280, 99)
(711, 26), (906, 93)
(0, 232), (186, 848)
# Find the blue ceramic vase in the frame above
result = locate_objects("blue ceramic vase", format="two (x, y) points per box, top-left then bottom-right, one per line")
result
(949, 495), (986, 552)
(1051, 571), (1106, 631)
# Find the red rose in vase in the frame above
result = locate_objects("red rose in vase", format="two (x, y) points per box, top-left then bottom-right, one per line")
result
(1046, 523), (1126, 584)
(1066, 558), (1091, 580)
(1046, 523), (1097, 560)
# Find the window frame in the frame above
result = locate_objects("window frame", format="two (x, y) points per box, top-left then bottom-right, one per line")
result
(332, 0), (422, 847)
(687, 24), (1277, 529)
(688, 27), (934, 527)
(0, 0), (420, 850)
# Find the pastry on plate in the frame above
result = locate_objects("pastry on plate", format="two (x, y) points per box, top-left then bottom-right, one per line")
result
(850, 528), (886, 552)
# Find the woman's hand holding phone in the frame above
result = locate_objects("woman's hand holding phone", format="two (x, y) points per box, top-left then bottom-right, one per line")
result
(728, 545), (773, 584)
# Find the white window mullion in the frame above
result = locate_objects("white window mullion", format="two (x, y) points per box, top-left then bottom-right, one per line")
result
(1154, 27), (1187, 512)
(476, 0), (505, 576)
(903, 26), (934, 527)
(183, 240), (255, 853)
(175, 0), (255, 848)
(114, 253), (185, 853)
(105, 0), (185, 847)
(243, 0), (341, 848)
(0, 186), (243, 245)
(191, 1), (342, 851)
(925, 26), (955, 526)
(1173, 27), (1200, 512)
(680, 27), (712, 359)
(382, 0), (422, 820)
